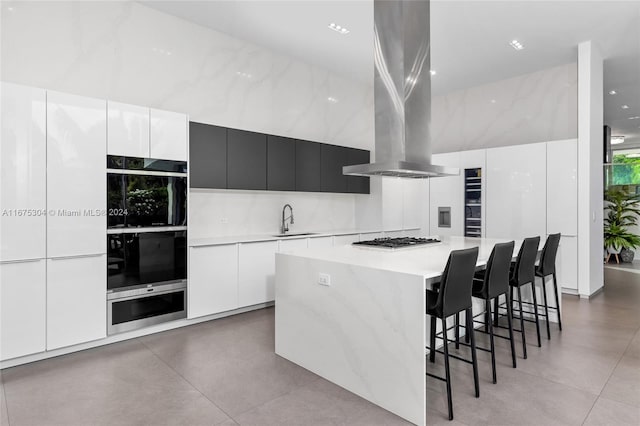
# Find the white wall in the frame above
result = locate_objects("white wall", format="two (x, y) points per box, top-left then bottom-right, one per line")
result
(431, 63), (578, 153)
(1, 1), (375, 238)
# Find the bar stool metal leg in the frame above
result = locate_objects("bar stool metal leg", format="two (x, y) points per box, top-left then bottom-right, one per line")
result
(430, 316), (436, 363)
(553, 272), (563, 331)
(530, 282), (542, 348)
(516, 285), (527, 359)
(441, 316), (454, 421)
(455, 313), (460, 349)
(505, 290), (517, 368)
(486, 300), (497, 384)
(540, 276), (551, 339)
(467, 308), (480, 398)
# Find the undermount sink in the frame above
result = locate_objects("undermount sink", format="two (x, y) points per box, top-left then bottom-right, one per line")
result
(272, 232), (318, 238)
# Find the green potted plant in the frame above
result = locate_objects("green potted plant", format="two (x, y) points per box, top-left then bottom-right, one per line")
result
(604, 189), (640, 262)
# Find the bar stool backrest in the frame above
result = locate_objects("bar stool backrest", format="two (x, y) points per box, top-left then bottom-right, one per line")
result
(511, 237), (540, 286)
(483, 241), (515, 299)
(537, 233), (561, 276)
(437, 247), (479, 318)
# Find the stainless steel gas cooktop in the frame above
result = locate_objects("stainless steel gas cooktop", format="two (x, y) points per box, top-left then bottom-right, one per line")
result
(352, 237), (441, 250)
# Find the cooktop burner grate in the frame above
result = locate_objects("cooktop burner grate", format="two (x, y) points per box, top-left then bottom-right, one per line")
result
(353, 237), (441, 249)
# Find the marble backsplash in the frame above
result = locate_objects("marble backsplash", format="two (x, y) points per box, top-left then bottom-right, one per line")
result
(431, 63), (578, 153)
(189, 189), (361, 239)
(0, 1), (374, 151)
(1, 1), (376, 239)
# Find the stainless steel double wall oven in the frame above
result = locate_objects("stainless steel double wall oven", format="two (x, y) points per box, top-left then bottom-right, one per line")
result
(106, 156), (188, 334)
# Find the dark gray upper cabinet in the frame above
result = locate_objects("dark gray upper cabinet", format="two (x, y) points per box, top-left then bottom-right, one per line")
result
(227, 129), (267, 190)
(267, 135), (296, 191)
(189, 121), (369, 193)
(295, 140), (321, 192)
(189, 122), (227, 189)
(320, 144), (350, 193)
(346, 148), (370, 194)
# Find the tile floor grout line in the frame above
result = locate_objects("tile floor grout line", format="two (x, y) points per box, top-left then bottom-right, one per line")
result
(227, 374), (325, 421)
(139, 340), (238, 425)
(2, 387), (10, 426)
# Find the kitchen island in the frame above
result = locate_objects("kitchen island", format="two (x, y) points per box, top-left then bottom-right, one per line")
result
(274, 236), (519, 426)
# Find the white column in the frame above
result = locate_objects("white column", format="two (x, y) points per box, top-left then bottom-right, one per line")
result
(577, 41), (604, 298)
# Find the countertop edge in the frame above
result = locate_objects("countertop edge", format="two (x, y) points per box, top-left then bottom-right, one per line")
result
(189, 228), (420, 247)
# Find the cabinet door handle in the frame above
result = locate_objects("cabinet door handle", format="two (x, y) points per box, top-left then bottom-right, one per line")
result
(49, 253), (105, 261)
(0, 258), (44, 265)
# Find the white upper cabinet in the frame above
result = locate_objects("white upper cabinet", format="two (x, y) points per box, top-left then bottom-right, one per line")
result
(547, 139), (578, 236)
(0, 259), (47, 361)
(485, 142), (547, 240)
(107, 101), (150, 158)
(47, 91), (106, 257)
(0, 83), (47, 261)
(150, 108), (187, 161)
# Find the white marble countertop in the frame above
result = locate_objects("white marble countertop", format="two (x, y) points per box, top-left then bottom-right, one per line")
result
(189, 228), (418, 247)
(278, 236), (519, 280)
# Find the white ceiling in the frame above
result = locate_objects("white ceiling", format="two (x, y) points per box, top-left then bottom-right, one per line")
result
(143, 0), (640, 147)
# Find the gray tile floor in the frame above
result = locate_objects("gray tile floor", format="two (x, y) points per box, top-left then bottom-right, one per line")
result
(1, 268), (639, 425)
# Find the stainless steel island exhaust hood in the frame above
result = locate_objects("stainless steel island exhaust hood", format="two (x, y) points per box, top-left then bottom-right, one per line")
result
(343, 0), (458, 179)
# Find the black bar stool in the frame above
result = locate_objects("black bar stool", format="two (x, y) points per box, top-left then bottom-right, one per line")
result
(470, 241), (517, 383)
(504, 236), (542, 359)
(426, 247), (479, 421)
(535, 233), (562, 338)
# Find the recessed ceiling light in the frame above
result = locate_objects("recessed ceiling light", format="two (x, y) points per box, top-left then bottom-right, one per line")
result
(327, 97), (338, 103)
(622, 105), (630, 109)
(626, 153), (640, 158)
(236, 71), (252, 79)
(509, 40), (524, 50)
(430, 70), (436, 76)
(609, 90), (617, 95)
(490, 99), (497, 104)
(328, 23), (350, 35)
(611, 136), (625, 145)
(628, 116), (640, 120)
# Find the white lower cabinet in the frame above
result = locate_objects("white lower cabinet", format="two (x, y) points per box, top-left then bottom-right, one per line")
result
(384, 230), (405, 238)
(238, 241), (278, 307)
(333, 234), (360, 246)
(279, 238), (308, 253)
(0, 259), (46, 361)
(308, 236), (333, 249)
(360, 232), (384, 240)
(189, 245), (239, 319)
(46, 254), (107, 350)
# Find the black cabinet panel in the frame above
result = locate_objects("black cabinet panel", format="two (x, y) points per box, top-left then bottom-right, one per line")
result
(189, 121), (369, 194)
(189, 122), (227, 189)
(346, 148), (370, 194)
(227, 129), (267, 190)
(295, 140), (321, 192)
(320, 144), (350, 193)
(267, 136), (296, 191)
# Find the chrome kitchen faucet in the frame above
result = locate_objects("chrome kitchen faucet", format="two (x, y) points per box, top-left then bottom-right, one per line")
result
(281, 204), (294, 234)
